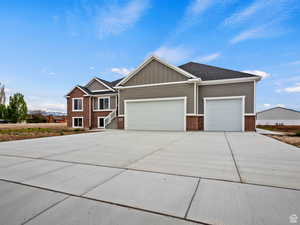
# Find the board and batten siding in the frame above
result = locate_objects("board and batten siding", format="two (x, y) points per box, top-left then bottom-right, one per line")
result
(119, 83), (194, 114)
(124, 60), (188, 86)
(86, 80), (108, 91)
(198, 82), (255, 114)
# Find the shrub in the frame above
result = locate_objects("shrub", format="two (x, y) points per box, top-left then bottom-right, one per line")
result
(296, 130), (300, 136)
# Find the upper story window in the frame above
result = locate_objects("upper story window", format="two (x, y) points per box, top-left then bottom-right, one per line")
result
(72, 98), (83, 111)
(94, 97), (110, 111)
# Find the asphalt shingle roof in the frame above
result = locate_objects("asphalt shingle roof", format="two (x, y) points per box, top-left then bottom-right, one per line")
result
(179, 62), (259, 81)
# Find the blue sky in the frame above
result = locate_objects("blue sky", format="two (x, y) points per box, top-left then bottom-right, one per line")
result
(1, 0), (300, 112)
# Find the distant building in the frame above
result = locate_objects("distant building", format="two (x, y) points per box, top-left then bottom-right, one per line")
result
(256, 107), (300, 125)
(46, 115), (67, 123)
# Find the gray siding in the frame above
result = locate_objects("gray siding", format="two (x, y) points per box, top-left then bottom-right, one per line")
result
(257, 108), (300, 120)
(198, 82), (255, 114)
(124, 59), (188, 86)
(92, 95), (117, 109)
(86, 80), (108, 91)
(119, 83), (195, 114)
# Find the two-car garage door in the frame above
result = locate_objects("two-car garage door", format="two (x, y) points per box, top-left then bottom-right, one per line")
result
(125, 98), (186, 131)
(124, 97), (244, 131)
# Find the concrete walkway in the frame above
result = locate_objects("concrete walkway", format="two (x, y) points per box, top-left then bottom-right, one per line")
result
(0, 130), (299, 225)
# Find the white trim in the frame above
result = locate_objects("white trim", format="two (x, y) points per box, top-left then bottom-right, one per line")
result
(72, 117), (84, 128)
(86, 77), (115, 92)
(114, 80), (198, 89)
(186, 113), (204, 116)
(91, 89), (112, 92)
(118, 91), (120, 116)
(116, 55), (197, 87)
(245, 113), (256, 116)
(97, 117), (105, 129)
(203, 96), (245, 132)
(72, 98), (83, 112)
(118, 114), (124, 117)
(65, 86), (89, 97)
(124, 96), (187, 103)
(124, 96), (187, 131)
(199, 77), (260, 86)
(93, 96), (111, 111)
(84, 93), (117, 97)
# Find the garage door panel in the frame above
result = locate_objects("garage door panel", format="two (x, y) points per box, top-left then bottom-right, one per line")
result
(205, 98), (243, 131)
(125, 99), (185, 131)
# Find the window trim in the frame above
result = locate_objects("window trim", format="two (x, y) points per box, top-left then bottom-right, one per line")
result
(94, 96), (110, 111)
(72, 117), (84, 128)
(72, 98), (83, 112)
(97, 117), (105, 128)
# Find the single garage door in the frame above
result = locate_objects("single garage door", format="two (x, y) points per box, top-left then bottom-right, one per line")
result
(125, 97), (186, 131)
(205, 98), (243, 131)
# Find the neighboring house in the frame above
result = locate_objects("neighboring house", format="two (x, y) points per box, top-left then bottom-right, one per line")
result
(256, 107), (300, 125)
(66, 55), (260, 131)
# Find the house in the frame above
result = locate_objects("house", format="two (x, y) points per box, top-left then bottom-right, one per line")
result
(256, 107), (300, 125)
(66, 56), (261, 131)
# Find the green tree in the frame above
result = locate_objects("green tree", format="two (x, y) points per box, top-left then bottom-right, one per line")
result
(0, 104), (6, 119)
(7, 93), (28, 123)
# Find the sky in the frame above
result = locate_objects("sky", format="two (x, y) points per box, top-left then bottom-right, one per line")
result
(0, 0), (300, 113)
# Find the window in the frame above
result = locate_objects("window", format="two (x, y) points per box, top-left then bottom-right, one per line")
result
(72, 117), (83, 128)
(93, 97), (110, 110)
(98, 117), (105, 128)
(72, 98), (83, 111)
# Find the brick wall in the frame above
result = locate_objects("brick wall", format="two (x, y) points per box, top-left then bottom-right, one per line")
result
(117, 117), (124, 129)
(186, 116), (201, 131)
(67, 88), (90, 128)
(245, 115), (256, 131)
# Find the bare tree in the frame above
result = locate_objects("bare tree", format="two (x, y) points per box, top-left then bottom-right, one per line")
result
(0, 82), (5, 105)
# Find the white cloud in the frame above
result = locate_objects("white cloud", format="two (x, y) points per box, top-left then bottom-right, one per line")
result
(152, 46), (192, 64)
(242, 70), (271, 79)
(195, 52), (221, 63)
(48, 72), (56, 75)
(289, 60), (300, 65)
(96, 0), (150, 39)
(111, 67), (132, 76)
(224, 0), (271, 26)
(89, 66), (95, 70)
(224, 0), (296, 26)
(284, 83), (300, 93)
(263, 103), (271, 107)
(186, 0), (214, 16)
(276, 104), (286, 107)
(230, 25), (270, 44)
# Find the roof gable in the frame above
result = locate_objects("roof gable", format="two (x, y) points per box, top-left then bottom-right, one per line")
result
(85, 77), (115, 92)
(116, 56), (197, 87)
(86, 79), (109, 91)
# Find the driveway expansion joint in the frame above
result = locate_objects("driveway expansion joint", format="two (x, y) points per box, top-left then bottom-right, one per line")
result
(224, 132), (242, 183)
(184, 178), (201, 219)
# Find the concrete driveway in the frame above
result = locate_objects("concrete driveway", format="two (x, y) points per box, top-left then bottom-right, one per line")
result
(0, 130), (299, 225)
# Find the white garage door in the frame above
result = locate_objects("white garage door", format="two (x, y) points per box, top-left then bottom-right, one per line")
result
(205, 98), (244, 131)
(125, 98), (186, 131)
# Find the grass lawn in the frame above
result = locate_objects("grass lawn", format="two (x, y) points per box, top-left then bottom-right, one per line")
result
(0, 123), (89, 142)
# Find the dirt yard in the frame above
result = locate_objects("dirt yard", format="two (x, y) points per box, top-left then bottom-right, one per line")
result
(0, 123), (91, 142)
(266, 135), (300, 148)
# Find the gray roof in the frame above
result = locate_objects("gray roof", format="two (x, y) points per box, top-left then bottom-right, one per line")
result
(179, 62), (259, 81)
